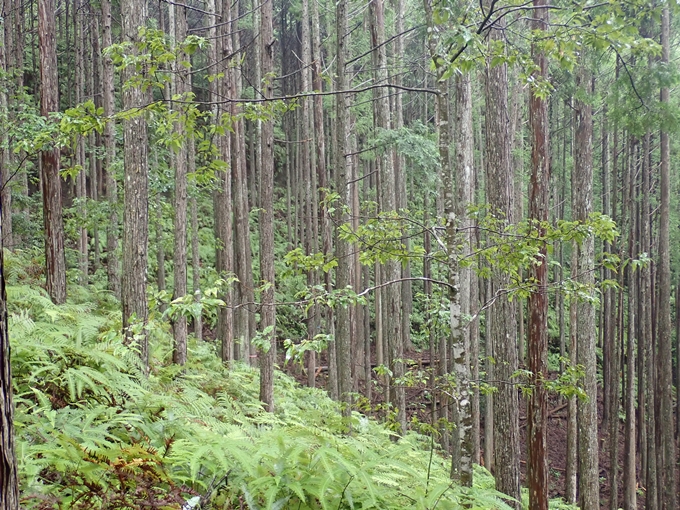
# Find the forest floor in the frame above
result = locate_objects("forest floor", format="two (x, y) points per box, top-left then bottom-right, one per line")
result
(279, 346), (646, 509)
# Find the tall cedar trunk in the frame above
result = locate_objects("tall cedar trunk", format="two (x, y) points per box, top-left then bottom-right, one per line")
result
(350, 137), (362, 394)
(450, 72), (474, 485)
(171, 2), (188, 365)
(0, 3), (12, 251)
(299, 0), (317, 386)
(190, 195), (202, 341)
(232, 98), (254, 361)
(0, 195), (18, 509)
(120, 0), (149, 368)
(228, 0), (254, 361)
(214, 0), (235, 363)
(89, 14), (101, 274)
(75, 6), (87, 284)
(394, 0), (412, 352)
(258, 0), (276, 410)
(677, 283), (680, 446)
(566, 280), (577, 503)
(642, 131), (657, 510)
(423, 0), (446, 449)
(311, 0), (332, 388)
(155, 188), (166, 297)
(602, 105), (620, 510)
(623, 135), (639, 510)
(573, 67), (599, 510)
(484, 14), (520, 508)
(527, 2), (549, 507)
(657, 6), (676, 508)
(369, 0), (404, 434)
(39, 0), (66, 305)
(334, 0), (353, 412)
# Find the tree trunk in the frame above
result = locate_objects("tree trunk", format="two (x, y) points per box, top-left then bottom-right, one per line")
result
(101, 0), (119, 297)
(484, 14), (520, 507)
(573, 67), (599, 510)
(213, 0), (235, 364)
(657, 6), (676, 508)
(623, 134), (639, 510)
(334, 0), (353, 413)
(311, 0), (330, 384)
(449, 71), (474, 486)
(39, 0), (67, 305)
(75, 4), (88, 285)
(603, 104), (620, 510)
(369, 0), (404, 434)
(171, 1), (188, 365)
(258, 0), (276, 410)
(0, 4), (12, 251)
(641, 130), (657, 510)
(527, 2), (549, 506)
(0, 201), (18, 509)
(190, 192), (202, 342)
(120, 0), (149, 368)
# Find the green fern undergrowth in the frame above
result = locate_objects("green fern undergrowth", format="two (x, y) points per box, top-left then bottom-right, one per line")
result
(6, 255), (575, 509)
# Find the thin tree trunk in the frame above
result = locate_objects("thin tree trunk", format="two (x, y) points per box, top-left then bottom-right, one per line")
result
(228, 0), (253, 362)
(564, 97), (577, 505)
(190, 192), (202, 341)
(334, 0), (353, 412)
(623, 198), (638, 510)
(171, 1), (188, 365)
(369, 0), (404, 433)
(657, 6), (676, 508)
(565, 298), (577, 504)
(258, 0), (276, 410)
(484, 278), (494, 472)
(76, 4), (88, 284)
(0, 4), (12, 251)
(214, 0), (235, 364)
(300, 0), (317, 387)
(642, 130), (657, 510)
(101, 0), (120, 298)
(603, 104), (620, 510)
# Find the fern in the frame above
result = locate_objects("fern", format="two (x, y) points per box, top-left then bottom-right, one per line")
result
(11, 282), (519, 509)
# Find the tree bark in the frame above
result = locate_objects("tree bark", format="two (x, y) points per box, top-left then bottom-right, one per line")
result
(258, 0), (276, 411)
(0, 195), (18, 509)
(449, 71), (474, 486)
(573, 67), (599, 510)
(641, 130), (657, 510)
(39, 0), (67, 305)
(369, 0), (404, 434)
(213, 0), (235, 364)
(484, 14), (520, 507)
(657, 6), (676, 508)
(623, 135), (638, 510)
(120, 0), (149, 368)
(75, 3), (88, 285)
(0, 3), (12, 251)
(171, 0), (189, 365)
(527, 2), (549, 506)
(334, 0), (353, 413)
